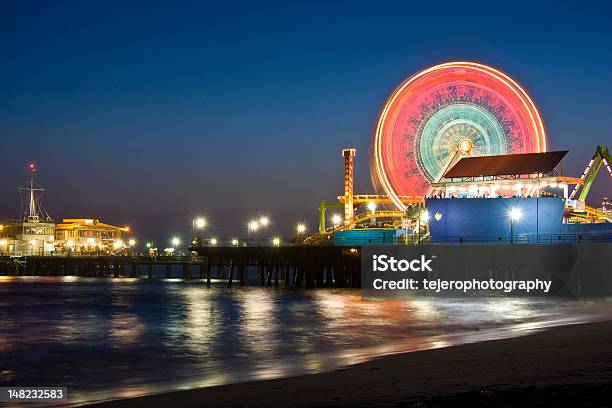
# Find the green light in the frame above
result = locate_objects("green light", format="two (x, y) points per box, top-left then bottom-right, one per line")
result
(418, 103), (506, 181)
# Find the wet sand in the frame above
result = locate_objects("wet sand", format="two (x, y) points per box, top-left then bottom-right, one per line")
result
(87, 320), (612, 407)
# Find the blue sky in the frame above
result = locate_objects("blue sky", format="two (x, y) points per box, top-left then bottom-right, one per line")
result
(1, 0), (611, 241)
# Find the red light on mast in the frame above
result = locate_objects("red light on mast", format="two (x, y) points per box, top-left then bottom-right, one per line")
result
(28, 163), (37, 172)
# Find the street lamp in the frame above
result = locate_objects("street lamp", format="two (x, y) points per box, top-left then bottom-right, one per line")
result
(509, 207), (522, 244)
(248, 217), (269, 246)
(171, 237), (181, 248)
(192, 217), (207, 246)
(126, 238), (136, 256)
(194, 217), (207, 229)
(248, 220), (259, 245)
(295, 223), (307, 244)
(248, 220), (259, 234)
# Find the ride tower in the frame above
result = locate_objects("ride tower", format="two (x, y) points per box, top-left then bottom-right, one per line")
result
(342, 148), (356, 224)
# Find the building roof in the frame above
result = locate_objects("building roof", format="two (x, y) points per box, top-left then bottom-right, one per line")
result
(443, 151), (568, 179)
(55, 218), (129, 232)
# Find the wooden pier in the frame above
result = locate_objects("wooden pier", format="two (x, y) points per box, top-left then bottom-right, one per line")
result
(0, 246), (361, 288)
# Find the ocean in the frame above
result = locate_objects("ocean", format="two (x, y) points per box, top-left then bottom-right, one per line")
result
(1, 276), (611, 406)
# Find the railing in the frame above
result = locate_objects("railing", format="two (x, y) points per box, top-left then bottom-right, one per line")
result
(2, 235), (609, 257)
(333, 233), (612, 246)
(191, 234), (612, 246)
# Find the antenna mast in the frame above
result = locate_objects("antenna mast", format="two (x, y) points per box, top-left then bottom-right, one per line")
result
(19, 163), (50, 223)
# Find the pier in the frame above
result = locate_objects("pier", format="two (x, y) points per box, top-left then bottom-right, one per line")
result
(0, 246), (361, 288)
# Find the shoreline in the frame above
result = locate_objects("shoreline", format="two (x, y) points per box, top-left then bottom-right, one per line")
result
(86, 319), (612, 407)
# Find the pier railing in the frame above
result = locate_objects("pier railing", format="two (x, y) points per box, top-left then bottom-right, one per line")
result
(333, 233), (612, 246)
(0, 233), (610, 261)
(191, 233), (612, 247)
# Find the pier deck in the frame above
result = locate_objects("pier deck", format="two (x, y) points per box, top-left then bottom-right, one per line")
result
(0, 246), (362, 288)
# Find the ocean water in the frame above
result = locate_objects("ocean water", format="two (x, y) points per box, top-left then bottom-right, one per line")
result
(1, 276), (611, 406)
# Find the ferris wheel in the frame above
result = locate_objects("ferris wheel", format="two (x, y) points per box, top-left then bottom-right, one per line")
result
(372, 61), (547, 210)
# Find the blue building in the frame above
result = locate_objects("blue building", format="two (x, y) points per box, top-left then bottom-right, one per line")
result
(426, 197), (564, 243)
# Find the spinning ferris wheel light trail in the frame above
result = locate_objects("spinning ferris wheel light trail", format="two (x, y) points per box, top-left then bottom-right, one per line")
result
(372, 61), (548, 211)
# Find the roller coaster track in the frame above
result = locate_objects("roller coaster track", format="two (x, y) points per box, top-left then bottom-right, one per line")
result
(569, 205), (612, 223)
(304, 210), (408, 244)
(336, 210), (406, 231)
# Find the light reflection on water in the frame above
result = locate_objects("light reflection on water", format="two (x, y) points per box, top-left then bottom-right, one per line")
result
(0, 277), (611, 407)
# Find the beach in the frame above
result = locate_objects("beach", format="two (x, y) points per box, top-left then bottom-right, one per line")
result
(87, 319), (612, 407)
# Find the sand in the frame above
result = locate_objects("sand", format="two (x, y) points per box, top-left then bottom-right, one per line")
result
(87, 320), (612, 407)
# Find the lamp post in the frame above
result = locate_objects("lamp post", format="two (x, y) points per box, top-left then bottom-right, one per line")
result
(509, 207), (522, 244)
(258, 217), (269, 246)
(128, 238), (136, 256)
(192, 217), (207, 247)
(296, 223), (306, 244)
(332, 214), (342, 227)
(248, 220), (259, 245)
(255, 217), (270, 245)
(170, 237), (181, 255)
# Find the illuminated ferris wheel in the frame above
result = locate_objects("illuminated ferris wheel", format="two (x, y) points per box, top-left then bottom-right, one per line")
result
(373, 61), (547, 210)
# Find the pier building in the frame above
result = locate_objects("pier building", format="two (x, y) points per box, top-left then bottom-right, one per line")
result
(0, 220), (55, 256)
(0, 163), (56, 256)
(54, 219), (131, 254)
(0, 165), (135, 256)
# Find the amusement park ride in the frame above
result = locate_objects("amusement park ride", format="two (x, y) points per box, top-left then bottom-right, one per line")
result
(567, 145), (612, 223)
(309, 62), (612, 242)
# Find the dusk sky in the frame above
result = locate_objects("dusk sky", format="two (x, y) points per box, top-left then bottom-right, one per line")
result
(1, 1), (611, 242)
